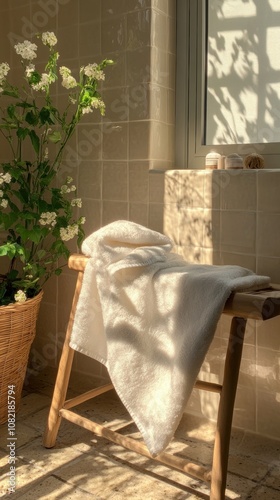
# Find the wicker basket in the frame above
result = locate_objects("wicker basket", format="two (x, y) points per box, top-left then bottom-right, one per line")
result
(0, 291), (43, 425)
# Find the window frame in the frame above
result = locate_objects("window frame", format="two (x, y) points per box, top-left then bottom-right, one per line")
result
(176, 0), (280, 169)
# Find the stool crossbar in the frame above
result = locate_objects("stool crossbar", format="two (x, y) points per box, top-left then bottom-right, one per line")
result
(43, 254), (280, 500)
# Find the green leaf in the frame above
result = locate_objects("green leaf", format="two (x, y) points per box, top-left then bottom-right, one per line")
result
(25, 111), (38, 126)
(16, 127), (29, 139)
(29, 130), (40, 154)
(16, 102), (34, 109)
(39, 107), (54, 125)
(7, 105), (16, 120)
(54, 268), (63, 276)
(48, 131), (61, 143)
(16, 225), (42, 244)
(2, 89), (19, 98)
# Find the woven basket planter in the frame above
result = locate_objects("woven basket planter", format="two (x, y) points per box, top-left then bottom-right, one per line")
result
(0, 291), (43, 425)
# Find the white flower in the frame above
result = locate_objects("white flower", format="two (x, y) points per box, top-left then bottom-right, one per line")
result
(66, 176), (73, 184)
(71, 198), (82, 208)
(60, 184), (71, 194)
(60, 224), (79, 241)
(39, 211), (57, 227)
(14, 40), (37, 60)
(59, 66), (71, 77)
(44, 147), (48, 160)
(0, 189), (3, 197)
(0, 198), (8, 208)
(82, 98), (105, 115)
(70, 185), (76, 191)
(0, 62), (10, 80)
(14, 290), (27, 303)
(80, 216), (86, 225)
(59, 66), (77, 89)
(84, 63), (105, 81)
(32, 72), (52, 91)
(0, 172), (11, 184)
(25, 63), (35, 77)
(61, 75), (77, 89)
(41, 32), (57, 47)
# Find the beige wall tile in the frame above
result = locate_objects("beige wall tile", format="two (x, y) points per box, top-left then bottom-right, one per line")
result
(101, 0), (152, 18)
(256, 347), (280, 393)
(163, 203), (179, 244)
(127, 47), (151, 86)
(57, 0), (78, 26)
(257, 316), (280, 351)
(203, 209), (220, 249)
(151, 9), (167, 51)
(78, 161), (102, 200)
(129, 202), (149, 226)
(57, 25), (79, 60)
(102, 200), (128, 225)
(148, 203), (164, 232)
(127, 9), (151, 50)
(78, 21), (101, 58)
(81, 199), (102, 236)
(77, 124), (102, 161)
(149, 171), (165, 202)
(164, 170), (182, 204)
(178, 245), (204, 264)
(233, 385), (256, 432)
(103, 87), (129, 122)
(150, 47), (168, 86)
(128, 83), (152, 122)
(102, 161), (128, 200)
(221, 211), (256, 254)
(128, 162), (149, 202)
(103, 123), (128, 160)
(220, 170), (257, 211)
(103, 53), (126, 88)
(257, 213), (280, 257)
(178, 171), (204, 209)
(150, 122), (174, 161)
(256, 256), (280, 283)
(204, 171), (221, 210)
(179, 207), (205, 248)
(257, 390), (280, 439)
(220, 252), (256, 272)
(129, 121), (150, 159)
(258, 170), (280, 212)
(79, 0), (101, 24)
(201, 248), (220, 265)
(101, 16), (126, 53)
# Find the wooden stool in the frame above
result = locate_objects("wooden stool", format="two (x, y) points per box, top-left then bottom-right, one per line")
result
(43, 254), (280, 500)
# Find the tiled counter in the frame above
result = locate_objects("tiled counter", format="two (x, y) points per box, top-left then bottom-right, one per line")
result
(164, 169), (280, 440)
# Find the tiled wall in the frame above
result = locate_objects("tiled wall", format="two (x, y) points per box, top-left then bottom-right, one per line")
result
(164, 169), (280, 440)
(0, 1), (175, 381)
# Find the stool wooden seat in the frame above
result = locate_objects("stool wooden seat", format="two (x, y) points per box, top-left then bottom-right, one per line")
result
(43, 254), (280, 500)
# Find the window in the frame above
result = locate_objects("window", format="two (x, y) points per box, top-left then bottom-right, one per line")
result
(176, 0), (280, 169)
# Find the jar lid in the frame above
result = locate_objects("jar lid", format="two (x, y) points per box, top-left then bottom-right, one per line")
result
(205, 151), (221, 169)
(225, 153), (243, 169)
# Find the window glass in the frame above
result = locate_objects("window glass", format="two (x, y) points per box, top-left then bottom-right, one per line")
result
(205, 0), (280, 145)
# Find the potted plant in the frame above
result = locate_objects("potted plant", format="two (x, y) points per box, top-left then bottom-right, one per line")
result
(0, 31), (113, 423)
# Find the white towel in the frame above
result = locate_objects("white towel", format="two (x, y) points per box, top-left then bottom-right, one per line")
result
(70, 220), (270, 456)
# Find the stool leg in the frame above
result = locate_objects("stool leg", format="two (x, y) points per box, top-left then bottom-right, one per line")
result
(210, 316), (247, 500)
(43, 271), (84, 448)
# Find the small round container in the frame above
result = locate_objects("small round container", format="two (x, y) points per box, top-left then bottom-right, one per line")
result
(225, 153), (243, 169)
(205, 151), (221, 170)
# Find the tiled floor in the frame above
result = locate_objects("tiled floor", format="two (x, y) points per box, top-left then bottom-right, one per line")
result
(0, 368), (280, 499)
